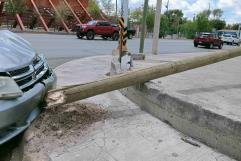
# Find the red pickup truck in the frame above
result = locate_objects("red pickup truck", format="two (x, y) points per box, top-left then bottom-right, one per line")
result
(194, 33), (223, 49)
(76, 20), (119, 41)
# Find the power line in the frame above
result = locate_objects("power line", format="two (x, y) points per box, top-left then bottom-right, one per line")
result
(166, 0), (169, 12)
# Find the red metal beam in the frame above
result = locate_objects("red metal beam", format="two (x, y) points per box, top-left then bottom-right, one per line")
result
(48, 0), (70, 33)
(75, 0), (92, 20)
(30, 0), (49, 32)
(15, 14), (25, 31)
(63, 0), (82, 24)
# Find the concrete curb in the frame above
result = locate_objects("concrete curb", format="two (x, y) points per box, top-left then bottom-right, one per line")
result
(11, 30), (75, 36)
(121, 82), (241, 161)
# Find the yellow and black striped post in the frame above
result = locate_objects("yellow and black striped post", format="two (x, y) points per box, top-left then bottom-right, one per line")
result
(118, 17), (128, 62)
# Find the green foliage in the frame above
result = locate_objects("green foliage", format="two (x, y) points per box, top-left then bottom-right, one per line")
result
(4, 0), (26, 15)
(226, 23), (239, 30)
(87, 0), (101, 19)
(146, 7), (155, 32)
(180, 20), (197, 39)
(129, 7), (229, 39)
(164, 9), (184, 34)
(210, 19), (226, 30)
(159, 14), (168, 38)
(129, 7), (142, 25)
(129, 5), (155, 32)
(195, 11), (211, 32)
(201, 9), (212, 18)
(212, 9), (223, 20)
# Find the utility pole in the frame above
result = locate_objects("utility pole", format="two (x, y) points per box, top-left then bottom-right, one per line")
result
(166, 0), (169, 12)
(116, 0), (118, 18)
(151, 0), (162, 55)
(166, 0), (169, 35)
(139, 0), (149, 54)
(123, 0), (128, 26)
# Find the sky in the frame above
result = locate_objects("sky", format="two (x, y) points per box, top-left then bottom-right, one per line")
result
(124, 0), (241, 24)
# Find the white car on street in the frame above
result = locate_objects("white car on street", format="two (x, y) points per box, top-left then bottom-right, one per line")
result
(221, 34), (240, 46)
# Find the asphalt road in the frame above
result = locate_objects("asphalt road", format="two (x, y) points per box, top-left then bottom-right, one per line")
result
(18, 33), (234, 69)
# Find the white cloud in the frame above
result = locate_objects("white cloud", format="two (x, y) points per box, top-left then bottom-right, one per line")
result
(126, 0), (241, 24)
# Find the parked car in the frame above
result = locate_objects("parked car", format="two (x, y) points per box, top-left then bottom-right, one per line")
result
(221, 34), (240, 46)
(75, 20), (119, 40)
(194, 33), (223, 49)
(0, 30), (56, 144)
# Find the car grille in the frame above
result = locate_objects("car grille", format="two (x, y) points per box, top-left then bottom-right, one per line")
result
(8, 66), (30, 76)
(7, 57), (48, 91)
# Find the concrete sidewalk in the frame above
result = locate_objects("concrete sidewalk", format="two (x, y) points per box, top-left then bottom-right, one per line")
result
(122, 51), (241, 160)
(49, 55), (235, 161)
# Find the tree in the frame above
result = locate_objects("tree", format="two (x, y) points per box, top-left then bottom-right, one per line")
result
(195, 11), (211, 32)
(129, 7), (142, 25)
(4, 0), (26, 28)
(146, 6), (155, 32)
(180, 20), (197, 39)
(99, 0), (114, 16)
(212, 9), (223, 20)
(164, 9), (184, 34)
(210, 19), (226, 30)
(159, 14), (168, 38)
(4, 0), (26, 15)
(87, 0), (101, 19)
(230, 24), (239, 30)
(202, 9), (211, 19)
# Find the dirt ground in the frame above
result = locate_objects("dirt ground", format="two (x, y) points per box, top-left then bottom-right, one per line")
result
(22, 102), (109, 160)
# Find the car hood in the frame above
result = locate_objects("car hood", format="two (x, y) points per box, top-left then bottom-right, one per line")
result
(0, 30), (36, 72)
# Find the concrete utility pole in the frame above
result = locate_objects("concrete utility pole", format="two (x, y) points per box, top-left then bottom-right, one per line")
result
(139, 0), (149, 54)
(116, 0), (118, 17)
(47, 48), (241, 108)
(151, 0), (162, 55)
(123, 0), (129, 26)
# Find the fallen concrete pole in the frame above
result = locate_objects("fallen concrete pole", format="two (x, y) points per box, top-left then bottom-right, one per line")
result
(46, 48), (241, 108)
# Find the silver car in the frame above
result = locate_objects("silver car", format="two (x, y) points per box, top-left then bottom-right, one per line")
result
(0, 30), (56, 144)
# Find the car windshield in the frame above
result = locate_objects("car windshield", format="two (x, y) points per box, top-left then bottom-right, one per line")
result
(223, 34), (231, 37)
(200, 33), (211, 37)
(87, 20), (97, 25)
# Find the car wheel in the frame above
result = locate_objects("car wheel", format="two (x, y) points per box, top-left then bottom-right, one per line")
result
(112, 32), (119, 41)
(218, 43), (223, 49)
(86, 30), (95, 40)
(128, 34), (133, 39)
(209, 43), (214, 49)
(194, 43), (198, 47)
(76, 32), (83, 39)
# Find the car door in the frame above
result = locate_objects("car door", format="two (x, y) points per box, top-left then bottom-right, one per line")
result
(213, 34), (219, 46)
(232, 35), (239, 44)
(102, 22), (112, 36)
(95, 22), (105, 35)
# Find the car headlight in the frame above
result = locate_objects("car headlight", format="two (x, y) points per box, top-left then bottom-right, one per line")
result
(0, 77), (23, 99)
